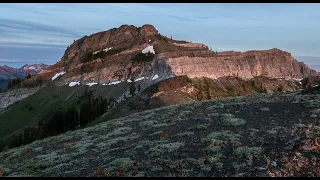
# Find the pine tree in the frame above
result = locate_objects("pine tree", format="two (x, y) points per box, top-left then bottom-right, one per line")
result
(137, 84), (141, 92)
(36, 75), (43, 86)
(0, 139), (3, 152)
(129, 82), (136, 96)
(80, 101), (91, 126)
(26, 72), (32, 79)
(7, 80), (12, 90)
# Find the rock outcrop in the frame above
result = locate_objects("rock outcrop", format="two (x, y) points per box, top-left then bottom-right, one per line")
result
(25, 24), (316, 94)
(166, 48), (316, 80)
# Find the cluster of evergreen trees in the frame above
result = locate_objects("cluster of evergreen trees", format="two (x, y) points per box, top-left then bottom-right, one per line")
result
(7, 77), (22, 90)
(0, 89), (117, 152)
(131, 52), (154, 65)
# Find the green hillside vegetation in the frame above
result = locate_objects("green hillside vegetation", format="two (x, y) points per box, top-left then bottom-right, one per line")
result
(0, 80), (128, 151)
(0, 92), (319, 177)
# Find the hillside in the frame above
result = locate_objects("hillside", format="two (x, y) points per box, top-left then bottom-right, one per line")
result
(0, 91), (319, 177)
(0, 24), (318, 158)
(0, 74), (303, 147)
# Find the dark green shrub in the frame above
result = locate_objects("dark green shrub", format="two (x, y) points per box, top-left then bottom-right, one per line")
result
(7, 78), (22, 90)
(131, 52), (154, 65)
(80, 52), (94, 63)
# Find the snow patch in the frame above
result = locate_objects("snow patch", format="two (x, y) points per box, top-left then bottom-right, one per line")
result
(93, 47), (113, 55)
(86, 82), (98, 87)
(142, 46), (155, 54)
(293, 78), (304, 81)
(313, 85), (319, 88)
(52, 71), (66, 81)
(134, 77), (145, 82)
(148, 40), (151, 42)
(127, 79), (132, 83)
(103, 47), (113, 52)
(108, 80), (122, 85)
(69, 81), (80, 87)
(27, 66), (36, 70)
(152, 74), (159, 80)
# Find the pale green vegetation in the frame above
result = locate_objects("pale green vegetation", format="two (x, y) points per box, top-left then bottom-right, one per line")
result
(0, 91), (319, 177)
(146, 142), (185, 157)
(219, 114), (246, 127)
(233, 146), (263, 157)
(260, 107), (270, 111)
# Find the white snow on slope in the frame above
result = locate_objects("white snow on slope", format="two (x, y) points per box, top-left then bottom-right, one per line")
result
(103, 47), (113, 52)
(93, 47), (113, 55)
(102, 80), (122, 85)
(293, 78), (304, 81)
(109, 81), (122, 85)
(142, 46), (155, 54)
(69, 81), (80, 87)
(127, 79), (132, 83)
(52, 71), (66, 81)
(27, 66), (36, 70)
(134, 77), (145, 82)
(86, 82), (98, 87)
(152, 74), (159, 80)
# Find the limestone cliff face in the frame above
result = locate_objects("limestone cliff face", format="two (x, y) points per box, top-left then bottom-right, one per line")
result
(28, 24), (316, 90)
(166, 48), (316, 80)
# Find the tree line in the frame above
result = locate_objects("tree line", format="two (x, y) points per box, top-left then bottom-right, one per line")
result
(7, 72), (33, 90)
(0, 88), (118, 152)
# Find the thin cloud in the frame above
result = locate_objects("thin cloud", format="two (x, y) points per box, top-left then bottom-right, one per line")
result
(0, 18), (81, 38)
(0, 42), (66, 49)
(0, 58), (51, 63)
(0, 3), (320, 66)
(0, 59), (25, 63)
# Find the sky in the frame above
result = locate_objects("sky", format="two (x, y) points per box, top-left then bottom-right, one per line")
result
(0, 3), (320, 71)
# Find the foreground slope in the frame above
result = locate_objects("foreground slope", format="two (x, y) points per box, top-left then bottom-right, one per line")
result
(0, 91), (319, 177)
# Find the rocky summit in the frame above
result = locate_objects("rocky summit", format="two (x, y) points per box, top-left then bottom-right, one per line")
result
(32, 24), (316, 85)
(0, 24), (319, 177)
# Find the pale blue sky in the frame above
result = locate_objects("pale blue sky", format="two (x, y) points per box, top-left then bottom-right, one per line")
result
(0, 3), (320, 71)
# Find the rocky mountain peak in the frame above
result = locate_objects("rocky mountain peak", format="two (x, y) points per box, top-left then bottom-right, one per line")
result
(29, 24), (317, 87)
(139, 24), (158, 38)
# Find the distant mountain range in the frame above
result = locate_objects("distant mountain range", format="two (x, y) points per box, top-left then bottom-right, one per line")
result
(19, 63), (50, 75)
(0, 63), (49, 92)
